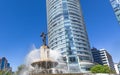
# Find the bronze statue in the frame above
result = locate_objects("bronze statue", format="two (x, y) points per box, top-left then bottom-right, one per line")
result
(40, 32), (47, 46)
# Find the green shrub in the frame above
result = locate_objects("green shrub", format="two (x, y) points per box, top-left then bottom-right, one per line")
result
(90, 65), (115, 74)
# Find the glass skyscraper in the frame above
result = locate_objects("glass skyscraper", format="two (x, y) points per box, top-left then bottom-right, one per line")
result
(46, 0), (93, 73)
(110, 0), (120, 24)
(0, 57), (11, 71)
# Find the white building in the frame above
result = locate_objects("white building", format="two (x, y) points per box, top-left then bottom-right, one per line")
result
(46, 0), (93, 73)
(99, 49), (115, 71)
(114, 63), (120, 74)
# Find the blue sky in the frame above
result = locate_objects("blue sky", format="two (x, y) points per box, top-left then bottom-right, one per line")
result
(0, 0), (120, 71)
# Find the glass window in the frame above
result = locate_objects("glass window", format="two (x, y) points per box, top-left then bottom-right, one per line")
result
(79, 56), (90, 61)
(62, 2), (67, 9)
(63, 10), (69, 20)
(69, 57), (78, 63)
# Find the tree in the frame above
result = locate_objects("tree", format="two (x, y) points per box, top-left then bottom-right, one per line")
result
(90, 65), (115, 73)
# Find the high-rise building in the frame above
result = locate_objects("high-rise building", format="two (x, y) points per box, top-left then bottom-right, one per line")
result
(91, 48), (115, 71)
(91, 48), (102, 65)
(110, 0), (120, 24)
(0, 57), (12, 71)
(46, 0), (93, 73)
(91, 48), (115, 70)
(0, 57), (8, 70)
(100, 49), (115, 71)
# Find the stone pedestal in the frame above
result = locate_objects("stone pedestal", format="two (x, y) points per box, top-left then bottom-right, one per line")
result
(40, 45), (50, 61)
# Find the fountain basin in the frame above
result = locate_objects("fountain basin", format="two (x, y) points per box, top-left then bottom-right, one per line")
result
(31, 60), (58, 69)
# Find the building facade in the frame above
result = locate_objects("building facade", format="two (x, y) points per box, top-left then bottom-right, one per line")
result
(99, 49), (115, 71)
(110, 0), (120, 24)
(118, 62), (120, 74)
(91, 48), (115, 71)
(91, 48), (102, 65)
(46, 0), (93, 73)
(0, 57), (11, 71)
(114, 63), (120, 74)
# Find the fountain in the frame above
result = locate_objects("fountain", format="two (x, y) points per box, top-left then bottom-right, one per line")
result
(18, 32), (85, 75)
(19, 32), (67, 75)
(30, 45), (63, 75)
